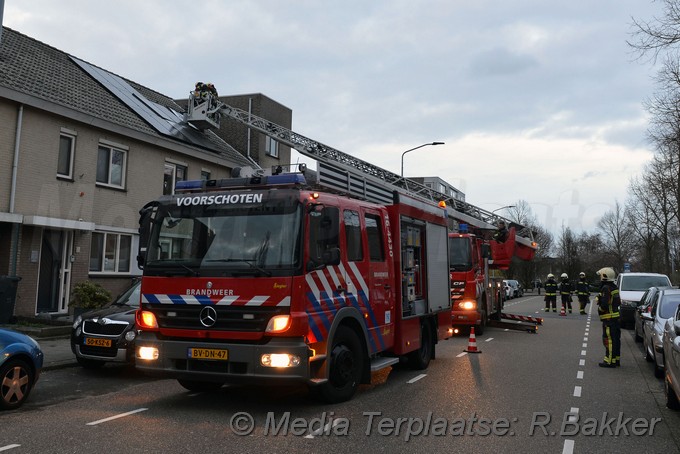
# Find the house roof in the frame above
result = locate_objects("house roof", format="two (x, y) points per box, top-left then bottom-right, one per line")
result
(0, 26), (253, 167)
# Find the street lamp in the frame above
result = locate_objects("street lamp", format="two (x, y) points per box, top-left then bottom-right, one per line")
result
(400, 142), (445, 177)
(491, 205), (515, 214)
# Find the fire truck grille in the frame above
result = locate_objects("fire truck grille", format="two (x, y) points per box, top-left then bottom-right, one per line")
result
(153, 306), (287, 331)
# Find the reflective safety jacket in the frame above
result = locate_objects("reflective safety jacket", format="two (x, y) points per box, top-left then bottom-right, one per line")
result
(597, 281), (620, 321)
(544, 279), (558, 296)
(576, 279), (589, 296)
(559, 281), (573, 295)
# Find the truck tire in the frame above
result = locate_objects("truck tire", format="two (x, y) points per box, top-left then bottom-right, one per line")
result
(408, 321), (433, 370)
(475, 309), (487, 336)
(177, 379), (224, 392)
(316, 326), (363, 403)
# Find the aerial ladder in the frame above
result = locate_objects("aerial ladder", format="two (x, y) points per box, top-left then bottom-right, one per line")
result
(185, 85), (540, 332)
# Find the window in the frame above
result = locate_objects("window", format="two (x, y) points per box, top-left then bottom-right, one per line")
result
(265, 136), (279, 158)
(96, 144), (127, 188)
(344, 210), (363, 262)
(90, 232), (132, 273)
(201, 170), (211, 180)
(163, 162), (187, 195)
(365, 214), (385, 261)
(57, 132), (75, 178)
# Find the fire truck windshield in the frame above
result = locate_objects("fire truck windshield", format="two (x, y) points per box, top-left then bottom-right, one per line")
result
(449, 236), (472, 272)
(144, 194), (302, 277)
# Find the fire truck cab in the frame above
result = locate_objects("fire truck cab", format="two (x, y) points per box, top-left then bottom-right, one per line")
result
(135, 171), (451, 403)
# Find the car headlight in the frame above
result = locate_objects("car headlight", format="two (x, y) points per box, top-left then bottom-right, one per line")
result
(72, 315), (82, 329)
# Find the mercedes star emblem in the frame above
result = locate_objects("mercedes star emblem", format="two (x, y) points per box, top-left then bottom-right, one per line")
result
(199, 306), (218, 327)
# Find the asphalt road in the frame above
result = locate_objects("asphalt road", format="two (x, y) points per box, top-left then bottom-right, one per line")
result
(1, 294), (679, 453)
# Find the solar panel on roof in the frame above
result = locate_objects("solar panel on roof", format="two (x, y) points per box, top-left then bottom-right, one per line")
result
(70, 56), (222, 152)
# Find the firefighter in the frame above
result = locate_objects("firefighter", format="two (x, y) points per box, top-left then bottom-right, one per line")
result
(559, 273), (573, 314)
(544, 273), (558, 312)
(576, 272), (590, 314)
(493, 220), (509, 243)
(596, 267), (621, 368)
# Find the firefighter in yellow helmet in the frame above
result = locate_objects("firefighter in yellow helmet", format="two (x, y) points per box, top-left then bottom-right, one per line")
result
(544, 273), (558, 312)
(576, 272), (590, 314)
(596, 267), (621, 368)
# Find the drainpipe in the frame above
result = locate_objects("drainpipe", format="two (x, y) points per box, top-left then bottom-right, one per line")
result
(9, 104), (23, 276)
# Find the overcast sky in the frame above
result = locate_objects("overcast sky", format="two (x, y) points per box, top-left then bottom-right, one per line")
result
(3, 1), (663, 236)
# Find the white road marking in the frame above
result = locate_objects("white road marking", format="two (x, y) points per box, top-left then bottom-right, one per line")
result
(0, 445), (20, 452)
(567, 407), (579, 422)
(573, 386), (582, 397)
(583, 337), (588, 341)
(86, 408), (148, 426)
(456, 352), (467, 358)
(305, 418), (345, 438)
(408, 374), (427, 384)
(582, 343), (587, 348)
(577, 371), (584, 379)
(581, 350), (587, 356)
(563, 439), (575, 454)
(579, 359), (585, 366)
(485, 337), (494, 342)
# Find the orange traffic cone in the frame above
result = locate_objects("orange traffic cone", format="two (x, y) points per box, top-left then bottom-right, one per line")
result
(559, 305), (566, 316)
(465, 327), (481, 353)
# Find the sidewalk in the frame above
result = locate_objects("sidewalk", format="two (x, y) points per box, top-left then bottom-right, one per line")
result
(36, 335), (78, 370)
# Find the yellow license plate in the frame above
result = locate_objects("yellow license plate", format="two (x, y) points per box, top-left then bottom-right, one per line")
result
(84, 337), (112, 347)
(188, 348), (228, 361)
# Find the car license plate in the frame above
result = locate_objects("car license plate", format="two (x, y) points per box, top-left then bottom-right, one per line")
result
(188, 348), (228, 361)
(84, 337), (112, 347)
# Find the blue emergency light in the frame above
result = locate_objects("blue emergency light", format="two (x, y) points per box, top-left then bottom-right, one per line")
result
(175, 173), (307, 192)
(459, 223), (469, 233)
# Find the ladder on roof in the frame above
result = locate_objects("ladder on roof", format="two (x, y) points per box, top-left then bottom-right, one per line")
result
(185, 92), (523, 232)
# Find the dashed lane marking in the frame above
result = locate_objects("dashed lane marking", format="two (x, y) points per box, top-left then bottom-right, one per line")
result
(573, 386), (582, 397)
(563, 439), (575, 454)
(86, 408), (148, 426)
(485, 337), (494, 342)
(408, 374), (427, 384)
(577, 371), (584, 379)
(456, 352), (467, 358)
(0, 445), (20, 452)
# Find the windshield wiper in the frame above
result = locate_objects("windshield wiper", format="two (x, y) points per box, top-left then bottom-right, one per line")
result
(205, 258), (272, 276)
(146, 260), (200, 277)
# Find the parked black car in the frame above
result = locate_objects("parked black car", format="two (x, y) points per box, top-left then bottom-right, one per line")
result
(71, 279), (140, 368)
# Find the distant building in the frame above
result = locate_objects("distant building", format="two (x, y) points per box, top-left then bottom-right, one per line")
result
(410, 176), (465, 202)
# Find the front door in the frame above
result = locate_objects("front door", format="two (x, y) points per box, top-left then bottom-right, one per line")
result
(37, 229), (72, 314)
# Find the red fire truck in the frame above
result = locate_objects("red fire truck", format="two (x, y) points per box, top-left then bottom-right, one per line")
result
(134, 90), (454, 403)
(448, 222), (538, 335)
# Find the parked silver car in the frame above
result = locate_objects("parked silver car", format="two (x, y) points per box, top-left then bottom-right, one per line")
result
(635, 286), (671, 343)
(662, 305), (680, 410)
(642, 288), (680, 378)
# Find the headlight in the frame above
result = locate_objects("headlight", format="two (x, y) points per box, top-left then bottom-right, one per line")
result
(72, 315), (82, 329)
(460, 301), (476, 310)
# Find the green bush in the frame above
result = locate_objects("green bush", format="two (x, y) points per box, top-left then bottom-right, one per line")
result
(70, 281), (112, 309)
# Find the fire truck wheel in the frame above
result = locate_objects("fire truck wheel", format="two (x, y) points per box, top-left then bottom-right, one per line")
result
(177, 379), (224, 392)
(476, 310), (487, 336)
(407, 322), (432, 370)
(316, 326), (363, 403)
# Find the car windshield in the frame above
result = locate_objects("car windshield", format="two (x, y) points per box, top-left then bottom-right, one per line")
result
(113, 282), (141, 307)
(620, 275), (671, 291)
(659, 294), (680, 319)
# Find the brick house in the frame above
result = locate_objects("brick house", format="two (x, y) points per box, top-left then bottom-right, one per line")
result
(0, 26), (291, 318)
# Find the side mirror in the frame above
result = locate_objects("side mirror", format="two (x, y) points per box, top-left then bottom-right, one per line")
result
(480, 243), (491, 259)
(641, 312), (654, 322)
